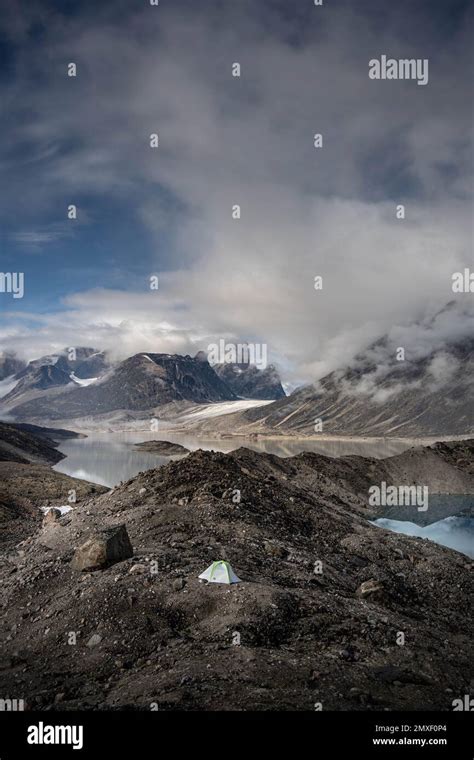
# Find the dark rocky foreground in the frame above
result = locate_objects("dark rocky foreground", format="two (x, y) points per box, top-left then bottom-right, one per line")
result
(0, 443), (472, 711)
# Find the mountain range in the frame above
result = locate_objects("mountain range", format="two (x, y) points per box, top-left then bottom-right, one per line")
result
(225, 335), (474, 437)
(0, 350), (285, 422)
(183, 306), (474, 438)
(1, 301), (472, 436)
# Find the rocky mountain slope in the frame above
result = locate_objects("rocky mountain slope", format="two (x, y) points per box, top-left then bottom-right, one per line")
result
(0, 442), (472, 711)
(214, 362), (286, 400)
(0, 422), (69, 465)
(0, 421), (85, 464)
(1, 347), (110, 406)
(10, 422), (85, 443)
(189, 335), (474, 438)
(65, 348), (110, 379)
(1, 349), (285, 423)
(6, 362), (72, 403)
(3, 353), (237, 421)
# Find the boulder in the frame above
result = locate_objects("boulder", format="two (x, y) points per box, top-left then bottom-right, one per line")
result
(43, 508), (62, 525)
(356, 578), (384, 600)
(71, 524), (133, 571)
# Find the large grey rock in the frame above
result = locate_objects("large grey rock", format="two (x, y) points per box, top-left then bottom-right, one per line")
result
(71, 524), (133, 571)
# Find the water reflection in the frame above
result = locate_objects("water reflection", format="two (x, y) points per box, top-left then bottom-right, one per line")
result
(372, 516), (474, 558)
(53, 431), (416, 488)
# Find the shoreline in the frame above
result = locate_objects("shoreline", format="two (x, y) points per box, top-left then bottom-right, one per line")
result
(26, 420), (473, 445)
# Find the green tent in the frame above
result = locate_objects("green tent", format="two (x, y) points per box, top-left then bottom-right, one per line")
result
(198, 560), (242, 584)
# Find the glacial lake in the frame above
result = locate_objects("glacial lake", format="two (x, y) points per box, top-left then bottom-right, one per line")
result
(372, 515), (474, 559)
(53, 431), (416, 488)
(53, 432), (473, 558)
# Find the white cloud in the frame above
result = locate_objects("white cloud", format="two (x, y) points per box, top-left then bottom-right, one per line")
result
(1, 2), (472, 383)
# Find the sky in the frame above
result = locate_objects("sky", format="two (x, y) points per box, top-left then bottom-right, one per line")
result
(0, 0), (472, 385)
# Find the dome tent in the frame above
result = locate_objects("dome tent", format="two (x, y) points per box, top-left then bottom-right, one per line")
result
(198, 560), (242, 584)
